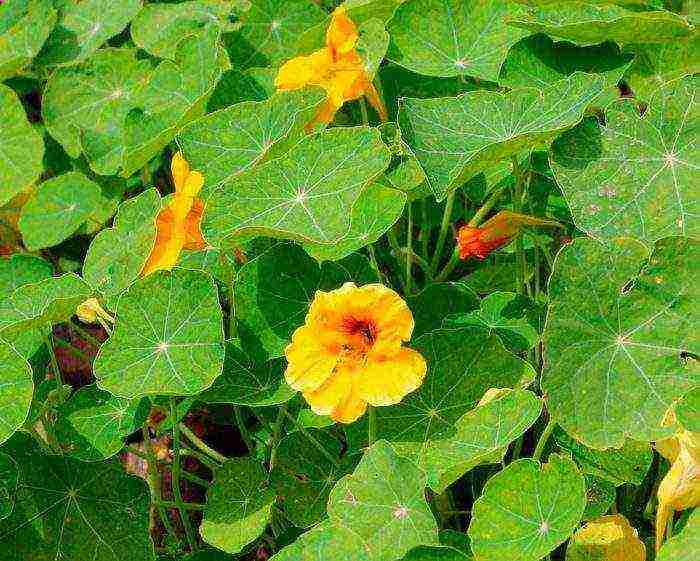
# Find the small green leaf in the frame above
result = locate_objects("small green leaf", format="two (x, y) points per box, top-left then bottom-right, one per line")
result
(400, 73), (606, 200)
(271, 428), (356, 527)
(553, 427), (653, 485)
(19, 172), (102, 251)
(328, 440), (439, 561)
(0, 452), (18, 520)
(0, 432), (153, 561)
(207, 67), (275, 112)
(0, 340), (33, 446)
(0, 0), (57, 79)
(445, 291), (540, 353)
(38, 0), (142, 66)
(543, 236), (699, 449)
(203, 127), (391, 245)
(0, 84), (45, 207)
(178, 89), (325, 197)
(676, 387), (700, 433)
(551, 77), (698, 244)
(657, 507), (700, 561)
(94, 269), (225, 398)
(82, 188), (161, 309)
(199, 340), (295, 407)
(388, 0), (530, 81)
(54, 384), (148, 462)
(201, 458), (276, 555)
(302, 183), (406, 262)
(234, 243), (378, 357)
(507, 4), (693, 46)
(269, 521), (371, 561)
(407, 282), (480, 339)
(468, 454), (586, 561)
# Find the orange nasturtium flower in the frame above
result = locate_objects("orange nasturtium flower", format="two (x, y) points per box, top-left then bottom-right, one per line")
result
(655, 413), (700, 551)
(284, 282), (426, 423)
(141, 152), (207, 276)
(456, 210), (560, 260)
(275, 6), (388, 129)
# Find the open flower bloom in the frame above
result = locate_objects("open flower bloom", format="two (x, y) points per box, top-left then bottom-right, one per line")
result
(655, 413), (700, 551)
(456, 210), (560, 260)
(141, 152), (206, 276)
(275, 6), (387, 129)
(568, 514), (646, 561)
(284, 282), (426, 423)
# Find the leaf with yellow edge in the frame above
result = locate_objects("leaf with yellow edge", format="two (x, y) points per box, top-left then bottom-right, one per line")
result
(566, 514), (646, 561)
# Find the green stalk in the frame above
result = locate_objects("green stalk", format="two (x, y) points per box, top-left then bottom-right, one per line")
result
(405, 203), (414, 294)
(511, 156), (529, 296)
(532, 418), (556, 463)
(284, 410), (340, 468)
(142, 418), (177, 540)
(268, 403), (290, 470)
(179, 423), (227, 464)
(70, 321), (104, 348)
(419, 199), (430, 260)
(171, 400), (197, 551)
(156, 500), (206, 511)
(234, 406), (254, 453)
(430, 191), (456, 273)
(45, 333), (62, 391)
(359, 96), (370, 126)
(386, 227), (406, 292)
(179, 448), (220, 470)
(180, 471), (211, 488)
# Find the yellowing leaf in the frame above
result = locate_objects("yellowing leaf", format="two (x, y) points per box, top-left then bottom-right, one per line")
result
(566, 514), (646, 561)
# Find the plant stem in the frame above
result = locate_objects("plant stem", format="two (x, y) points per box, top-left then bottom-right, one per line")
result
(405, 203), (414, 294)
(533, 418), (556, 463)
(228, 280), (237, 339)
(45, 333), (62, 392)
(52, 337), (91, 362)
(233, 406), (254, 453)
(179, 423), (227, 464)
(511, 156), (529, 296)
(70, 321), (104, 348)
(284, 410), (340, 468)
(368, 406), (377, 448)
(359, 96), (370, 126)
(156, 500), (206, 511)
(268, 403), (290, 470)
(430, 191), (456, 274)
(419, 199), (430, 260)
(142, 418), (177, 540)
(179, 448), (219, 470)
(666, 513), (675, 541)
(171, 400), (197, 551)
(180, 471), (211, 488)
(386, 227), (406, 291)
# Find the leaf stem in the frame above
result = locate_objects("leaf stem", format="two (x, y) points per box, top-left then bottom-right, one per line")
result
(405, 203), (414, 294)
(269, 403), (290, 470)
(45, 333), (62, 392)
(171, 400), (197, 551)
(179, 423), (227, 464)
(511, 156), (529, 296)
(233, 406), (254, 453)
(142, 417), (177, 540)
(430, 191), (456, 274)
(70, 321), (104, 348)
(532, 418), (557, 463)
(283, 410), (340, 468)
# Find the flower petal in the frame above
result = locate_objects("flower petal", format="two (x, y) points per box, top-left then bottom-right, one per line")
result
(326, 7), (358, 59)
(171, 151), (190, 192)
(183, 198), (206, 250)
(284, 325), (338, 393)
(303, 362), (367, 423)
(357, 347), (427, 406)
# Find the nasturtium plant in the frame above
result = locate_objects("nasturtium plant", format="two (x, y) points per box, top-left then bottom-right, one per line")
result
(0, 0), (696, 559)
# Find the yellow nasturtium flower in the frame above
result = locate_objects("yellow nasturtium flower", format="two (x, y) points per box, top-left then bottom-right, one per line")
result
(275, 6), (388, 129)
(141, 152), (206, 276)
(284, 282), (426, 423)
(76, 297), (114, 325)
(567, 514), (646, 561)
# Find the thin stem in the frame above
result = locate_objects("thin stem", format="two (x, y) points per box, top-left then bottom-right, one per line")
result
(179, 423), (227, 464)
(234, 406), (254, 453)
(511, 156), (529, 296)
(359, 97), (370, 126)
(284, 411), (340, 468)
(52, 337), (91, 363)
(386, 228), (406, 292)
(430, 191), (456, 273)
(45, 334), (63, 392)
(156, 500), (206, 511)
(268, 403), (290, 470)
(395, 247), (430, 276)
(70, 321), (104, 348)
(367, 243), (389, 286)
(143, 418), (177, 540)
(419, 199), (430, 260)
(666, 512), (675, 541)
(434, 249), (460, 283)
(228, 280), (237, 339)
(368, 406), (377, 448)
(179, 448), (219, 470)
(171, 400), (197, 551)
(405, 203), (414, 294)
(180, 471), (211, 488)
(532, 418), (556, 463)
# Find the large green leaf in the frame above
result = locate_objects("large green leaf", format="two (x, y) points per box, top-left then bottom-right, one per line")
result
(387, 0), (530, 81)
(0, 452), (18, 520)
(542, 236), (699, 449)
(468, 454), (586, 561)
(225, 0), (325, 68)
(550, 77), (698, 244)
(199, 340), (295, 406)
(399, 72), (606, 200)
(83, 189), (161, 309)
(553, 427), (653, 486)
(499, 34), (633, 106)
(19, 172), (102, 251)
(94, 268), (225, 398)
(407, 282), (480, 339)
(200, 458), (276, 555)
(0, 254), (53, 293)
(302, 183), (406, 262)
(38, 0), (142, 66)
(234, 243), (379, 358)
(328, 440), (439, 561)
(0, 432), (153, 561)
(0, 0), (57, 79)
(54, 384), (148, 462)
(42, 48), (153, 175)
(270, 522), (371, 561)
(0, 340), (33, 446)
(203, 127), (391, 245)
(506, 4), (693, 46)
(676, 387), (700, 432)
(177, 89), (324, 197)
(657, 507), (700, 561)
(0, 84), (45, 207)
(131, 0), (237, 59)
(347, 328), (536, 491)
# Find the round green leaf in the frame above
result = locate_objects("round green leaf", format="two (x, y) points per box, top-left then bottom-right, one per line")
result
(54, 384), (148, 461)
(19, 172), (102, 251)
(543, 236), (699, 449)
(201, 458), (276, 555)
(271, 429), (356, 527)
(657, 507), (700, 561)
(407, 282), (480, 339)
(38, 0), (142, 66)
(203, 127), (391, 245)
(0, 84), (45, 207)
(468, 454), (586, 561)
(551, 77), (698, 244)
(399, 73), (606, 200)
(0, 340), (32, 446)
(0, 452), (18, 520)
(302, 183), (406, 262)
(388, 0), (530, 81)
(328, 440), (439, 561)
(0, 254), (53, 293)
(676, 387), (700, 433)
(269, 522), (370, 561)
(94, 268), (225, 398)
(0, 432), (153, 561)
(83, 188), (161, 309)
